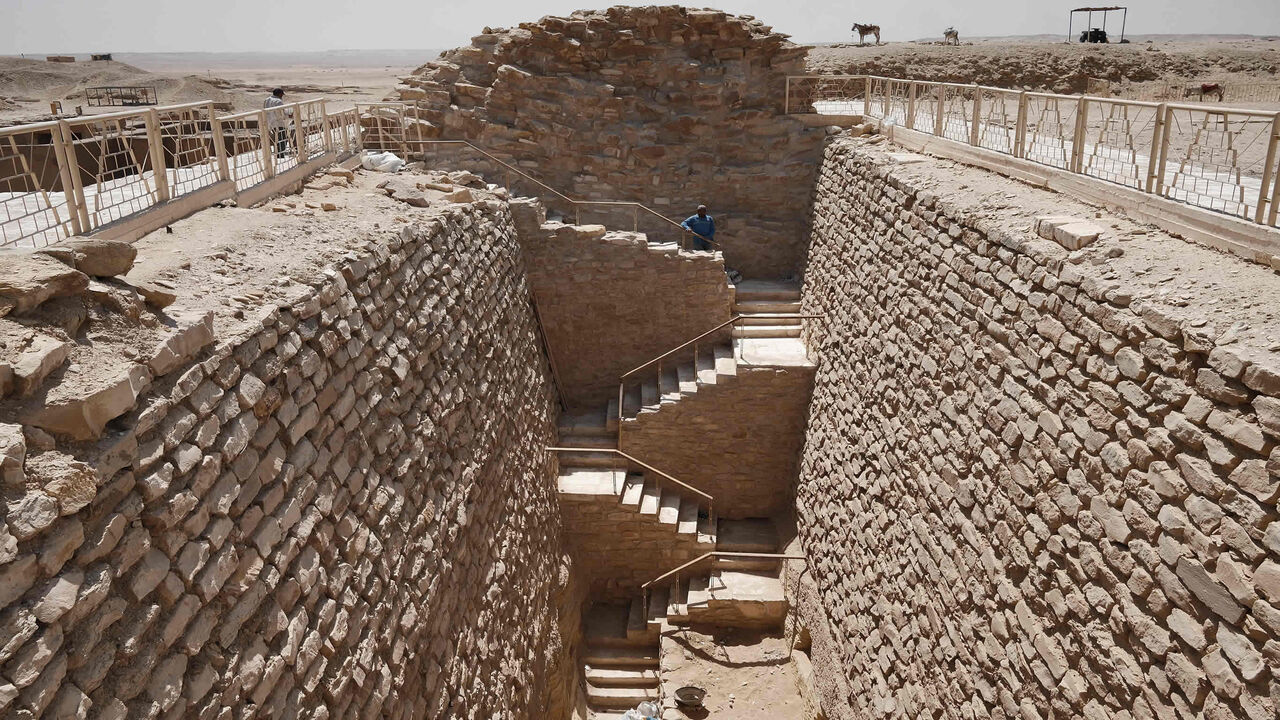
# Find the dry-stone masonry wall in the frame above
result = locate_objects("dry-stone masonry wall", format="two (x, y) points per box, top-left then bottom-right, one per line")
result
(795, 138), (1280, 719)
(0, 201), (580, 719)
(621, 365), (814, 518)
(510, 197), (731, 410)
(395, 5), (828, 279)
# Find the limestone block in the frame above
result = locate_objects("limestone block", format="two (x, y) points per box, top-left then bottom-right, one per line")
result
(12, 334), (71, 397)
(147, 311), (216, 377)
(41, 238), (137, 277)
(24, 451), (97, 515)
(24, 362), (151, 441)
(0, 252), (89, 314)
(0, 423), (24, 489)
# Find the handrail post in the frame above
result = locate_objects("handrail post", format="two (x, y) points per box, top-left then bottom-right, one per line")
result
(1071, 96), (1089, 174)
(320, 100), (332, 153)
(969, 85), (982, 146)
(49, 122), (84, 236)
(935, 84), (945, 136)
(209, 103), (231, 183)
(1254, 111), (1280, 224)
(906, 81), (917, 130)
(293, 103), (308, 164)
(1014, 91), (1028, 158)
(784, 77), (790, 114)
(1144, 102), (1167, 193)
(1153, 104), (1173, 196)
(864, 76), (872, 114)
(146, 109), (171, 202)
(259, 109), (275, 179)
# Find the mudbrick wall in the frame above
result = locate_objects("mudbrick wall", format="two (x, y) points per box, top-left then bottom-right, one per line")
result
(794, 137), (1280, 719)
(393, 5), (829, 279)
(0, 200), (581, 718)
(621, 365), (814, 519)
(510, 197), (731, 410)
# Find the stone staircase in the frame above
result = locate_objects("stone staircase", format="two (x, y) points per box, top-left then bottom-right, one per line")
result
(731, 279), (802, 338)
(580, 519), (788, 718)
(557, 408), (716, 543)
(619, 343), (737, 423)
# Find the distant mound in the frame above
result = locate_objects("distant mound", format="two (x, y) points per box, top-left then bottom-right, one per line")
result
(0, 56), (234, 108)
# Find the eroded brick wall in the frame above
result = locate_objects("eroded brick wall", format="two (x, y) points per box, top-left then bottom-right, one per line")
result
(620, 366), (814, 519)
(794, 139), (1279, 718)
(397, 6), (828, 279)
(511, 198), (732, 410)
(1, 202), (580, 719)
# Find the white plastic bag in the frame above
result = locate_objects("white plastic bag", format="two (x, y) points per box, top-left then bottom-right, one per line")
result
(635, 700), (660, 717)
(361, 151), (405, 173)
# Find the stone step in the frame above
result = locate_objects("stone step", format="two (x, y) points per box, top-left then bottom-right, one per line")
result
(658, 366), (680, 404)
(626, 596), (647, 640)
(619, 473), (645, 508)
(583, 645), (660, 668)
(638, 479), (661, 516)
(623, 384), (642, 418)
(732, 324), (801, 338)
(647, 586), (669, 627)
(713, 345), (736, 379)
(737, 314), (801, 326)
(558, 448), (623, 468)
(640, 377), (659, 411)
(677, 498), (699, 536)
(666, 582), (689, 622)
(558, 410), (612, 438)
(586, 683), (659, 709)
(584, 665), (659, 688)
(657, 490), (680, 525)
(733, 279), (801, 302)
(584, 605), (649, 649)
(716, 518), (778, 553)
(733, 299), (801, 313)
(557, 468), (624, 497)
(695, 350), (718, 385)
(676, 362), (697, 395)
(558, 434), (617, 450)
(687, 570), (788, 629)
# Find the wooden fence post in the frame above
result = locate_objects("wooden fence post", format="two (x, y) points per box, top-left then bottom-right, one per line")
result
(293, 103), (308, 164)
(146, 109), (170, 202)
(208, 103), (231, 183)
(260, 110), (275, 179)
(864, 76), (872, 115)
(1070, 96), (1090, 174)
(935, 84), (945, 136)
(969, 86), (982, 146)
(1255, 111), (1280, 224)
(1014, 91), (1028, 158)
(55, 120), (91, 232)
(906, 82), (917, 130)
(49, 122), (84, 236)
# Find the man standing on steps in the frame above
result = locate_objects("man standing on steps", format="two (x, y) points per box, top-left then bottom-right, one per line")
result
(681, 204), (716, 252)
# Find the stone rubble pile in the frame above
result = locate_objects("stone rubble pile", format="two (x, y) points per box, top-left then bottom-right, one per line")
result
(0, 196), (580, 718)
(391, 5), (830, 278)
(796, 137), (1280, 719)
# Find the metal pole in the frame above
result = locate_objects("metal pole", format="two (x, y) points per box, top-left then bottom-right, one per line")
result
(1067, 11), (1072, 43)
(1121, 8), (1127, 43)
(784, 77), (790, 114)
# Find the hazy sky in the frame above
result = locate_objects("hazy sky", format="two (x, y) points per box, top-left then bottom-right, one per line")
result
(2, 0), (1278, 54)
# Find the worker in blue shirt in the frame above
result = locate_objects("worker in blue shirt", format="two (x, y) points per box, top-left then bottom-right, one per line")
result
(681, 205), (715, 251)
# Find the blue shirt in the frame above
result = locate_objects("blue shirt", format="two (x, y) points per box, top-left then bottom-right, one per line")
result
(681, 214), (715, 239)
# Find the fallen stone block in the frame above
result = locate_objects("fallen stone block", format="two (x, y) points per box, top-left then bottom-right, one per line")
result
(1034, 215), (1105, 251)
(42, 239), (137, 277)
(12, 334), (72, 397)
(23, 362), (152, 441)
(380, 178), (430, 207)
(132, 279), (178, 309)
(0, 251), (89, 314)
(443, 188), (475, 203)
(24, 451), (98, 515)
(147, 312), (216, 377)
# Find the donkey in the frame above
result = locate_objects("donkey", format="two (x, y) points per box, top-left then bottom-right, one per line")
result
(943, 27), (959, 45)
(852, 23), (881, 46)
(1184, 82), (1225, 102)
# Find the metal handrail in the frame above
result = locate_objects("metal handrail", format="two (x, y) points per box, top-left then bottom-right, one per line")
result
(548, 446), (713, 517)
(616, 313), (824, 426)
(410, 138), (721, 249)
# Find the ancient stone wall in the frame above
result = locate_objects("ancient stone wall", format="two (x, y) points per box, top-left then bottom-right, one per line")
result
(397, 6), (829, 279)
(621, 365), (814, 519)
(0, 201), (580, 718)
(795, 138), (1280, 719)
(510, 198), (732, 410)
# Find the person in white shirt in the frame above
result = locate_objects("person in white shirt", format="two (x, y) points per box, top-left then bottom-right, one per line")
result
(263, 88), (293, 158)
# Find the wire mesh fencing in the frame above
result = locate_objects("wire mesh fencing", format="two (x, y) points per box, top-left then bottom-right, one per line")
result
(787, 74), (1280, 228)
(1, 98), (356, 249)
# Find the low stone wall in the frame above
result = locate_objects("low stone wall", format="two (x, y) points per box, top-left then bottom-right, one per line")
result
(795, 137), (1280, 718)
(511, 198), (732, 410)
(620, 365), (814, 519)
(560, 488), (713, 600)
(0, 201), (580, 718)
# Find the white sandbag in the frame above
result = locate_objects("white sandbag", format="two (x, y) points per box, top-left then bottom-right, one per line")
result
(361, 151), (406, 173)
